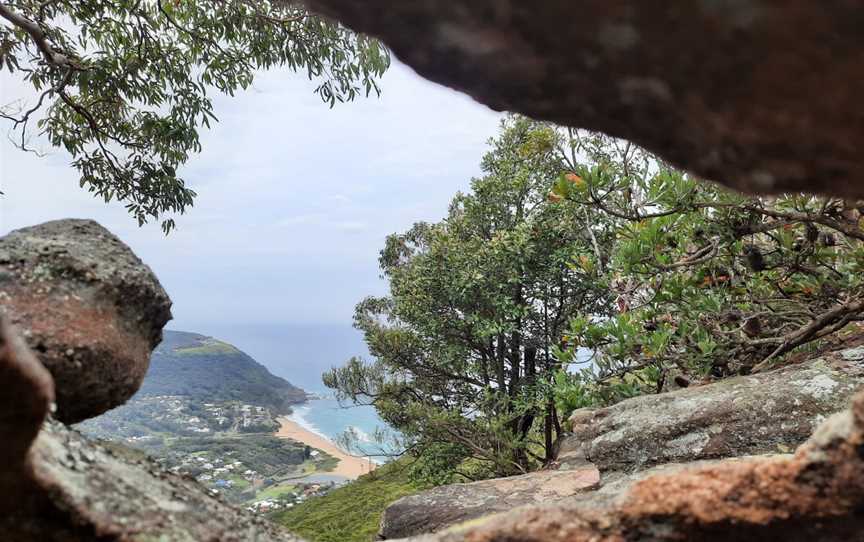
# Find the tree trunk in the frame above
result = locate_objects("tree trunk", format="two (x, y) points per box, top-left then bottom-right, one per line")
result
(480, 348), (490, 387)
(508, 330), (521, 398)
(495, 334), (507, 394)
(552, 401), (562, 440)
(519, 346), (538, 440)
(544, 400), (554, 461)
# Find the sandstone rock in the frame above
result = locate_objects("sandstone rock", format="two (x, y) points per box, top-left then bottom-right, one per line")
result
(0, 219), (172, 423)
(557, 354), (864, 472)
(380, 467), (600, 539)
(305, 0), (864, 197)
(0, 317), (54, 512)
(402, 386), (864, 542)
(1, 419), (302, 542)
(388, 350), (864, 540)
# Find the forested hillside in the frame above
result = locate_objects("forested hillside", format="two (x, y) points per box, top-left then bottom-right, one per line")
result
(142, 330), (307, 414)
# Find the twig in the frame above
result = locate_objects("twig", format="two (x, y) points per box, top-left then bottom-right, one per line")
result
(751, 297), (864, 372)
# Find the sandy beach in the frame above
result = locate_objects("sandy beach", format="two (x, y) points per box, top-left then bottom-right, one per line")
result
(275, 416), (376, 479)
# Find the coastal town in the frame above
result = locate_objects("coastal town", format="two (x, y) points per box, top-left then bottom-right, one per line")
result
(163, 450), (337, 513)
(80, 395), (282, 440)
(78, 394), (342, 511)
(72, 328), (380, 518)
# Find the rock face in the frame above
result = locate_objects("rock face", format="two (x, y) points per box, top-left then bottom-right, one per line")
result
(382, 349), (864, 539)
(0, 317), (54, 512)
(305, 0), (864, 197)
(0, 222), (294, 541)
(401, 386), (864, 542)
(380, 467), (600, 539)
(0, 219), (172, 423)
(558, 354), (864, 473)
(2, 419), (302, 542)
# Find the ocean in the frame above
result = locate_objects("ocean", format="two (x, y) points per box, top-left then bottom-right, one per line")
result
(287, 397), (397, 463)
(187, 322), (398, 460)
(192, 322), (370, 393)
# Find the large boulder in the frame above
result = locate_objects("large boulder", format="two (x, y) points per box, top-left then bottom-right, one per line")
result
(0, 219), (172, 423)
(305, 0), (864, 197)
(383, 347), (864, 539)
(0, 319), (299, 542)
(558, 352), (864, 473)
(379, 467), (600, 539)
(400, 385), (864, 542)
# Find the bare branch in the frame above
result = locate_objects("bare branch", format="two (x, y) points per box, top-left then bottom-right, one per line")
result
(752, 297), (864, 372)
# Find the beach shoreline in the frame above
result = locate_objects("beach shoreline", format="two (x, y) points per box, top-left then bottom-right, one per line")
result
(275, 416), (376, 480)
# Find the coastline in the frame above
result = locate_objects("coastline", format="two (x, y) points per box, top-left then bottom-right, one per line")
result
(275, 416), (376, 480)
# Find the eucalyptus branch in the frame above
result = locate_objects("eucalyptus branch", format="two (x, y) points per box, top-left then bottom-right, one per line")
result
(3, 67), (72, 152)
(0, 3), (69, 66)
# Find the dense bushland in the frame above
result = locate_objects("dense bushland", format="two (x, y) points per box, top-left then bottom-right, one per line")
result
(327, 116), (864, 483)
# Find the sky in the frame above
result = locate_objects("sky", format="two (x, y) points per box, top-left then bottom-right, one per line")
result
(0, 60), (504, 337)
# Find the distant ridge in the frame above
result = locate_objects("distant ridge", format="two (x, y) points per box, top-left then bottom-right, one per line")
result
(139, 330), (307, 414)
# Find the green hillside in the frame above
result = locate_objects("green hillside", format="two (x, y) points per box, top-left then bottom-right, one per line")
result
(275, 461), (422, 542)
(140, 330), (307, 414)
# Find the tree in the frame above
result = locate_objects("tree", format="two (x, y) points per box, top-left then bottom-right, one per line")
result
(551, 131), (864, 404)
(0, 0), (389, 231)
(328, 116), (864, 480)
(324, 117), (613, 478)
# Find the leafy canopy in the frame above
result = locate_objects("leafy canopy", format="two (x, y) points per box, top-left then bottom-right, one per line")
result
(551, 131), (864, 409)
(324, 117), (613, 479)
(328, 118), (864, 473)
(0, 0), (389, 231)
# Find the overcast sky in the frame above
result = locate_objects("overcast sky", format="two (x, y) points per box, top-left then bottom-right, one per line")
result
(0, 61), (504, 332)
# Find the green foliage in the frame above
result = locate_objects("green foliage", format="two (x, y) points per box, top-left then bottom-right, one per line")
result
(325, 116), (614, 477)
(328, 118), (864, 466)
(321, 115), (864, 490)
(404, 442), (472, 486)
(549, 370), (599, 414)
(275, 460), (423, 542)
(0, 0), (389, 231)
(556, 131), (864, 388)
(549, 368), (648, 416)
